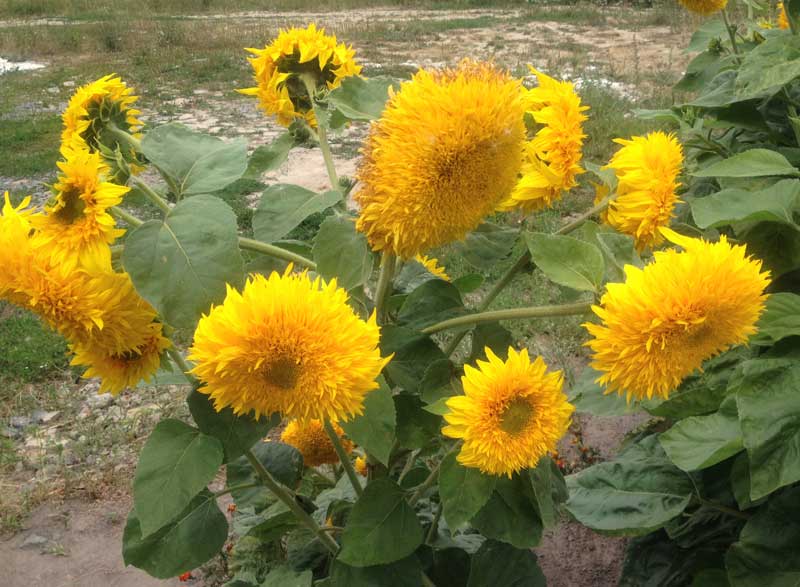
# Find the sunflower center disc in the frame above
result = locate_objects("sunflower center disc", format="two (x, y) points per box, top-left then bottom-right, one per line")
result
(263, 356), (300, 389)
(499, 397), (533, 436)
(53, 187), (87, 224)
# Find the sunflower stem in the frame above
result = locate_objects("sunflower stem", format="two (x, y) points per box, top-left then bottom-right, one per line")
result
(374, 251), (397, 324)
(238, 237), (317, 270)
(110, 206), (144, 228)
(244, 448), (340, 554)
(300, 75), (340, 193)
(213, 482), (261, 498)
(324, 420), (364, 497)
(422, 302), (594, 335)
(425, 502), (443, 544)
(167, 348), (200, 387)
(697, 497), (751, 521)
(133, 179), (171, 215)
(721, 8), (741, 58)
(105, 123), (142, 152)
(110, 244), (123, 260)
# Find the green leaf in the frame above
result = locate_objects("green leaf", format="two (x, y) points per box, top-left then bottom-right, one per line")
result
(595, 230), (642, 283)
(454, 222), (519, 270)
(419, 359), (457, 404)
(133, 419), (223, 537)
(467, 540), (546, 587)
(393, 393), (441, 450)
(565, 435), (694, 535)
(339, 379), (396, 466)
(452, 273), (484, 294)
(735, 34), (800, 99)
(687, 70), (738, 108)
(467, 323), (513, 364)
(751, 292), (800, 346)
(439, 451), (497, 529)
(312, 216), (373, 291)
(735, 359), (800, 500)
(528, 457), (566, 529)
(422, 397), (450, 415)
(725, 485), (800, 586)
(235, 501), (299, 543)
(226, 459), (269, 511)
(397, 280), (464, 329)
(253, 184), (341, 243)
(659, 397), (743, 472)
(187, 390), (279, 463)
(472, 474), (543, 548)
(429, 548), (472, 587)
(329, 555), (422, 587)
(122, 490), (228, 579)
(327, 76), (396, 121)
(730, 453), (763, 511)
(740, 220), (800, 277)
(525, 232), (605, 292)
(686, 19), (727, 53)
(261, 566), (312, 587)
(691, 179), (800, 228)
(244, 132), (295, 180)
(122, 194), (244, 329)
(692, 149), (799, 178)
(141, 123), (247, 196)
(337, 478), (424, 567)
(568, 366), (643, 417)
(380, 326), (447, 393)
(250, 441), (305, 488)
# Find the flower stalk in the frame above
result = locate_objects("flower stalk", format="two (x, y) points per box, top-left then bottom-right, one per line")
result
(301, 75), (340, 193)
(423, 302), (593, 335)
(132, 178), (171, 215)
(374, 251), (397, 324)
(324, 419), (364, 497)
(238, 237), (317, 269)
(110, 206), (144, 228)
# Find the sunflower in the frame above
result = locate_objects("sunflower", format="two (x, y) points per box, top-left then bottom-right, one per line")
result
(356, 60), (527, 259)
(70, 321), (171, 394)
(280, 419), (352, 467)
(354, 455), (368, 476)
(677, 0), (727, 15)
(239, 23), (361, 127)
(584, 229), (770, 402)
(597, 132), (683, 251)
(442, 347), (573, 477)
(0, 192), (37, 305)
(779, 2), (790, 29)
(61, 74), (142, 158)
(416, 254), (450, 281)
(189, 267), (390, 422)
(498, 68), (588, 213)
(32, 147), (127, 270)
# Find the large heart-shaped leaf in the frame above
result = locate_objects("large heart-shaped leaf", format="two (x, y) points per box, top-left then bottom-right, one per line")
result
(439, 451), (497, 529)
(253, 184), (342, 243)
(525, 232), (605, 292)
(339, 378), (396, 466)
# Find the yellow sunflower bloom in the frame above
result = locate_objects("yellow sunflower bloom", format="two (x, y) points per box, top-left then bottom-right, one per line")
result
(356, 60), (527, 259)
(70, 321), (171, 394)
(678, 0), (727, 15)
(189, 267), (390, 422)
(32, 147), (127, 270)
(598, 131), (683, 251)
(584, 229), (770, 402)
(442, 347), (573, 477)
(415, 255), (450, 281)
(0, 192), (38, 305)
(280, 419), (352, 467)
(239, 23), (361, 127)
(779, 2), (790, 29)
(61, 74), (142, 156)
(498, 68), (588, 213)
(354, 455), (368, 476)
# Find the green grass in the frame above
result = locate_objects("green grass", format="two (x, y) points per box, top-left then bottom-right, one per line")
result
(0, 116), (61, 177)
(0, 306), (70, 383)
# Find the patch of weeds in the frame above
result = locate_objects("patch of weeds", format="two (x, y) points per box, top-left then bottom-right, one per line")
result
(286, 209), (334, 243)
(213, 178), (264, 233)
(0, 116), (61, 177)
(0, 438), (20, 472)
(0, 305), (70, 384)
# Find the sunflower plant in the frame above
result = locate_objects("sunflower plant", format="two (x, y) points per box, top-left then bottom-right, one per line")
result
(2, 15), (799, 587)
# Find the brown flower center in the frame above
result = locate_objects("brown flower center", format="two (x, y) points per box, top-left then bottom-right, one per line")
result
(263, 356), (301, 389)
(499, 396), (533, 436)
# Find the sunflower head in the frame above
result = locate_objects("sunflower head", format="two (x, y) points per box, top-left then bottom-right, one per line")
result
(0, 192), (37, 304)
(189, 267), (390, 422)
(678, 0), (727, 15)
(498, 67), (588, 213)
(280, 419), (352, 467)
(442, 347), (573, 477)
(356, 60), (528, 259)
(239, 23), (361, 127)
(597, 131), (683, 251)
(584, 229), (770, 402)
(70, 321), (171, 394)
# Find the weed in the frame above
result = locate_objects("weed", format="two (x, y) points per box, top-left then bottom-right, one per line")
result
(0, 306), (70, 384)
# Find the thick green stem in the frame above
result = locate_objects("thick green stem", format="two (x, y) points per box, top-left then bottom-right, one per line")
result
(238, 237), (317, 270)
(721, 8), (741, 59)
(106, 123), (142, 152)
(374, 251), (397, 324)
(244, 449), (340, 554)
(167, 348), (200, 388)
(300, 75), (340, 192)
(133, 179), (171, 215)
(213, 482), (261, 498)
(323, 420), (363, 497)
(110, 206), (144, 227)
(422, 302), (593, 336)
(425, 502), (443, 544)
(408, 444), (459, 507)
(698, 497), (751, 521)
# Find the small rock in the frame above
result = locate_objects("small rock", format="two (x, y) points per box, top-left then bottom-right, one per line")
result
(86, 393), (114, 409)
(46, 86), (59, 94)
(20, 534), (48, 549)
(1, 426), (20, 439)
(32, 410), (60, 424)
(10, 416), (30, 429)
(193, 88), (208, 95)
(62, 80), (75, 87)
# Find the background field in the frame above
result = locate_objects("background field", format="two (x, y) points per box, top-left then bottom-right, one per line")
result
(0, 1), (694, 585)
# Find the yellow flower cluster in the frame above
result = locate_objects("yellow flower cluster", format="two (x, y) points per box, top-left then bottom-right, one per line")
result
(678, 0), (728, 15)
(240, 23), (361, 127)
(281, 419), (353, 467)
(584, 229), (770, 401)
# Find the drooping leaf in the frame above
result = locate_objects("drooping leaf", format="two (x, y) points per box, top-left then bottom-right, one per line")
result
(439, 451), (497, 529)
(692, 149), (799, 178)
(141, 123), (247, 196)
(261, 566), (312, 587)
(397, 280), (464, 329)
(528, 457), (567, 529)
(122, 194), (244, 329)
(244, 132), (295, 180)
(691, 179), (800, 228)
(312, 216), (373, 291)
(339, 378), (396, 466)
(466, 540), (546, 587)
(380, 326), (447, 393)
(253, 184), (341, 243)
(467, 323), (514, 364)
(133, 419), (223, 537)
(750, 292), (800, 346)
(249, 441), (305, 489)
(329, 555), (422, 587)
(525, 232), (605, 292)
(455, 222), (519, 270)
(337, 479), (424, 567)
(122, 490), (228, 579)
(472, 474), (543, 548)
(327, 76), (396, 121)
